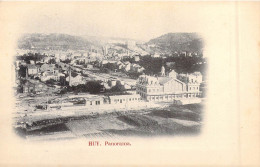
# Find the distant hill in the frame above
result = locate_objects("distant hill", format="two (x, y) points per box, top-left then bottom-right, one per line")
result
(17, 33), (143, 51)
(147, 33), (204, 54)
(18, 33), (93, 50)
(18, 33), (204, 54)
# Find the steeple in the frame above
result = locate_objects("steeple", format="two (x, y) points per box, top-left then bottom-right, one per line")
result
(161, 66), (165, 76)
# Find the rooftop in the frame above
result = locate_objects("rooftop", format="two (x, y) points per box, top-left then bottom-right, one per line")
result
(158, 77), (172, 84)
(27, 64), (37, 69)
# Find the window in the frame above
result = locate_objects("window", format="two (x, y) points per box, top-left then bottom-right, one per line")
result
(90, 101), (92, 105)
(96, 101), (100, 105)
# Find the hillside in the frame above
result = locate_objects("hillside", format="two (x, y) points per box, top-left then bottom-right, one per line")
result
(147, 33), (204, 54)
(18, 33), (93, 50)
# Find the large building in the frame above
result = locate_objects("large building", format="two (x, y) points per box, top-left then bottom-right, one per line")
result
(136, 69), (202, 102)
(66, 67), (84, 86)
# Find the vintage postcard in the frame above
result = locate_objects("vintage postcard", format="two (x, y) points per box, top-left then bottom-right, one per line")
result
(0, 1), (259, 167)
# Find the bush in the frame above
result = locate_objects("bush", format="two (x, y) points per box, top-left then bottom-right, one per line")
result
(46, 79), (57, 85)
(86, 81), (103, 94)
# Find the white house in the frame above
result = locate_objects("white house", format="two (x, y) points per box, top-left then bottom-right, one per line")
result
(27, 64), (39, 75)
(66, 73), (84, 86)
(123, 61), (131, 72)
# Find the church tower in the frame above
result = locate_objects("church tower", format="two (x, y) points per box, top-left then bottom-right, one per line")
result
(161, 66), (165, 76)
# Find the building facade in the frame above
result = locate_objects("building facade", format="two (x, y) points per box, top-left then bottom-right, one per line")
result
(27, 64), (39, 75)
(136, 69), (202, 102)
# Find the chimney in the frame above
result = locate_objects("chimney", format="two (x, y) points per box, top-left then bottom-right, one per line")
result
(26, 68), (28, 79)
(69, 66), (72, 86)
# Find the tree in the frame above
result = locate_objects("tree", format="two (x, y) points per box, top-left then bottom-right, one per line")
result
(86, 81), (103, 94)
(62, 59), (71, 64)
(122, 57), (134, 63)
(58, 82), (103, 94)
(127, 71), (142, 79)
(46, 79), (56, 85)
(104, 63), (117, 71)
(49, 58), (56, 64)
(139, 55), (163, 75)
(109, 84), (125, 92)
(18, 65), (27, 78)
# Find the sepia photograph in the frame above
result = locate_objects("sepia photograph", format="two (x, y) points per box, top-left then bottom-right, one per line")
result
(0, 1), (259, 167)
(9, 2), (208, 141)
(13, 32), (207, 140)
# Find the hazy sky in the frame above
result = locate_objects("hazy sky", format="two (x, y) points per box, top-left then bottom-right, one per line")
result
(7, 2), (236, 41)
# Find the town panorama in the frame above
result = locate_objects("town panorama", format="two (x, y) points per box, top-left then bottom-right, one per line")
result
(13, 33), (207, 140)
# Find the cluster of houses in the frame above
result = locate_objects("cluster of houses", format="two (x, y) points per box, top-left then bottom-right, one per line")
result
(117, 61), (145, 73)
(100, 59), (145, 73)
(102, 43), (148, 60)
(15, 43), (205, 107)
(26, 63), (65, 82)
(17, 59), (136, 94)
(37, 67), (204, 110)
(15, 59), (85, 92)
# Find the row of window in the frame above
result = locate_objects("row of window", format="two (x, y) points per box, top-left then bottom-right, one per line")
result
(147, 93), (200, 100)
(137, 87), (160, 93)
(149, 95), (182, 100)
(89, 101), (101, 105)
(189, 86), (199, 90)
(113, 98), (140, 103)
